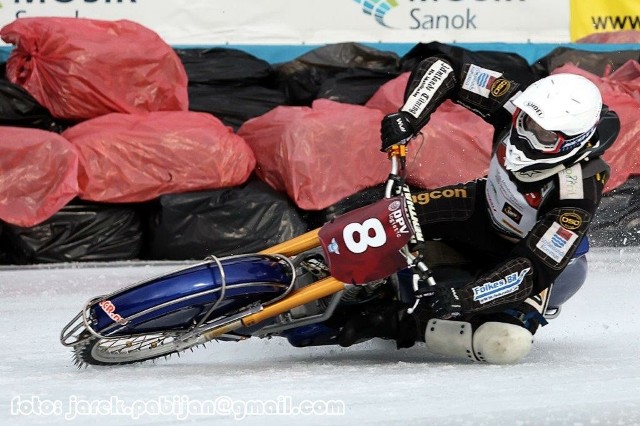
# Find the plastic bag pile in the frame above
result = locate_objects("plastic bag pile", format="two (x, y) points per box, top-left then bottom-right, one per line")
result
(1, 17), (639, 263)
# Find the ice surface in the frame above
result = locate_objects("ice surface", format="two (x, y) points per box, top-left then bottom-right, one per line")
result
(1, 247), (639, 425)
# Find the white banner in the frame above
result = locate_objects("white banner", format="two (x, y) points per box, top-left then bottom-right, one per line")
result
(0, 0), (570, 46)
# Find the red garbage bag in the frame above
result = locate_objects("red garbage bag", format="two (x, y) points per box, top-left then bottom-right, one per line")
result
(367, 73), (493, 189)
(577, 30), (640, 44)
(62, 112), (256, 203)
(0, 127), (79, 227)
(0, 17), (188, 121)
(365, 72), (411, 114)
(238, 99), (389, 210)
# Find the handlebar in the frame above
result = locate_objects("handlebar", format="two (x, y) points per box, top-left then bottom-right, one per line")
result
(384, 144), (406, 199)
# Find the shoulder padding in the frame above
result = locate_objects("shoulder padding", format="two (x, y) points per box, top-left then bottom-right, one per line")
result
(589, 107), (620, 158)
(580, 157), (610, 179)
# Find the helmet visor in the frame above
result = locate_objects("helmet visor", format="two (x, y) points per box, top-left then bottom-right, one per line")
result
(515, 111), (564, 153)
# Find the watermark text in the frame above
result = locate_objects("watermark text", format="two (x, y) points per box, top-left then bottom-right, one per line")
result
(10, 395), (346, 420)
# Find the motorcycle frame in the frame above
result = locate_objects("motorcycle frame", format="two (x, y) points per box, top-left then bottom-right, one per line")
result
(200, 149), (430, 340)
(60, 148), (431, 350)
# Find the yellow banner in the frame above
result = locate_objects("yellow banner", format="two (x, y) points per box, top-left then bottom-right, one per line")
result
(570, 0), (640, 41)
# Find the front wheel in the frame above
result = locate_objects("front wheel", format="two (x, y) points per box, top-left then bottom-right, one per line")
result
(73, 331), (196, 366)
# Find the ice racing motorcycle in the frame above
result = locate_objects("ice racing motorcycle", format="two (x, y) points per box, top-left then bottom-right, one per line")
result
(61, 145), (588, 366)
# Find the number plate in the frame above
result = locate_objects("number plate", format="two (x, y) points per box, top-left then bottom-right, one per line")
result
(318, 197), (414, 284)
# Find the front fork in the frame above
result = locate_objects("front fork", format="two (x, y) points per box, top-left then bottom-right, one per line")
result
(260, 228), (321, 257)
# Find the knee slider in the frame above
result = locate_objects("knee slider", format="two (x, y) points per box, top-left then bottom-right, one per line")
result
(424, 319), (533, 364)
(473, 322), (533, 364)
(424, 319), (477, 362)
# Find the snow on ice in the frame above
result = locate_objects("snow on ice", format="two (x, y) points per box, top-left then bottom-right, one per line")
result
(1, 247), (640, 425)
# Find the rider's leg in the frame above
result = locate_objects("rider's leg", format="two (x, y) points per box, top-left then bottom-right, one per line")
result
(424, 319), (533, 364)
(337, 300), (417, 349)
(421, 293), (548, 364)
(335, 295), (540, 364)
(546, 255), (588, 316)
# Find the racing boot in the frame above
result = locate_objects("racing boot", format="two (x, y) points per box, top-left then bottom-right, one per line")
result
(337, 301), (418, 349)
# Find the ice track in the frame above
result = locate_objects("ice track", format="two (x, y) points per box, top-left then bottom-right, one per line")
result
(1, 247), (640, 425)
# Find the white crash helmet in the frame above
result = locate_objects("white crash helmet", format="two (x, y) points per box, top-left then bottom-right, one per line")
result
(504, 73), (602, 174)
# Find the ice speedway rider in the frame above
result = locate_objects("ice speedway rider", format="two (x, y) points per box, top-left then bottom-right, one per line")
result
(337, 56), (621, 364)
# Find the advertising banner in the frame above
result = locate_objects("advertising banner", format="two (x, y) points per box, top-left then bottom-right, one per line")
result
(570, 0), (640, 41)
(0, 0), (570, 46)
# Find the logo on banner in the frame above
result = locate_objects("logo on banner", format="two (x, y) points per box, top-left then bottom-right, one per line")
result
(7, 0), (138, 20)
(570, 0), (640, 41)
(353, 0), (399, 27)
(350, 0), (542, 38)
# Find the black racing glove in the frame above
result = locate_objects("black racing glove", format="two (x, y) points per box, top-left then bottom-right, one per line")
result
(380, 112), (415, 152)
(422, 285), (465, 320)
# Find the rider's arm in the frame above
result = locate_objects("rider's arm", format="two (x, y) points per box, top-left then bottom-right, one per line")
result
(381, 56), (531, 149)
(510, 167), (608, 295)
(380, 57), (457, 149)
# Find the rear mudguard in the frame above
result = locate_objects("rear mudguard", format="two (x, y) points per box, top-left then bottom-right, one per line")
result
(90, 255), (293, 337)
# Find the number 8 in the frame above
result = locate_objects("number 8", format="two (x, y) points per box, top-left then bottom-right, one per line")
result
(343, 218), (387, 254)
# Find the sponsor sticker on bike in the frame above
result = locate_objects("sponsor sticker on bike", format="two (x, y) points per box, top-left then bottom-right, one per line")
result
(98, 300), (129, 325)
(318, 197), (413, 284)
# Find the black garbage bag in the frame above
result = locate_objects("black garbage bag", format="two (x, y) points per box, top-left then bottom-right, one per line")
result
(302, 184), (387, 230)
(589, 177), (640, 247)
(0, 78), (70, 132)
(176, 47), (275, 85)
(276, 42), (401, 105)
(1, 201), (143, 264)
(145, 179), (309, 260)
(0, 223), (11, 264)
(318, 67), (401, 105)
(188, 83), (287, 131)
(175, 48), (288, 130)
(400, 41), (536, 86)
(531, 47), (640, 77)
